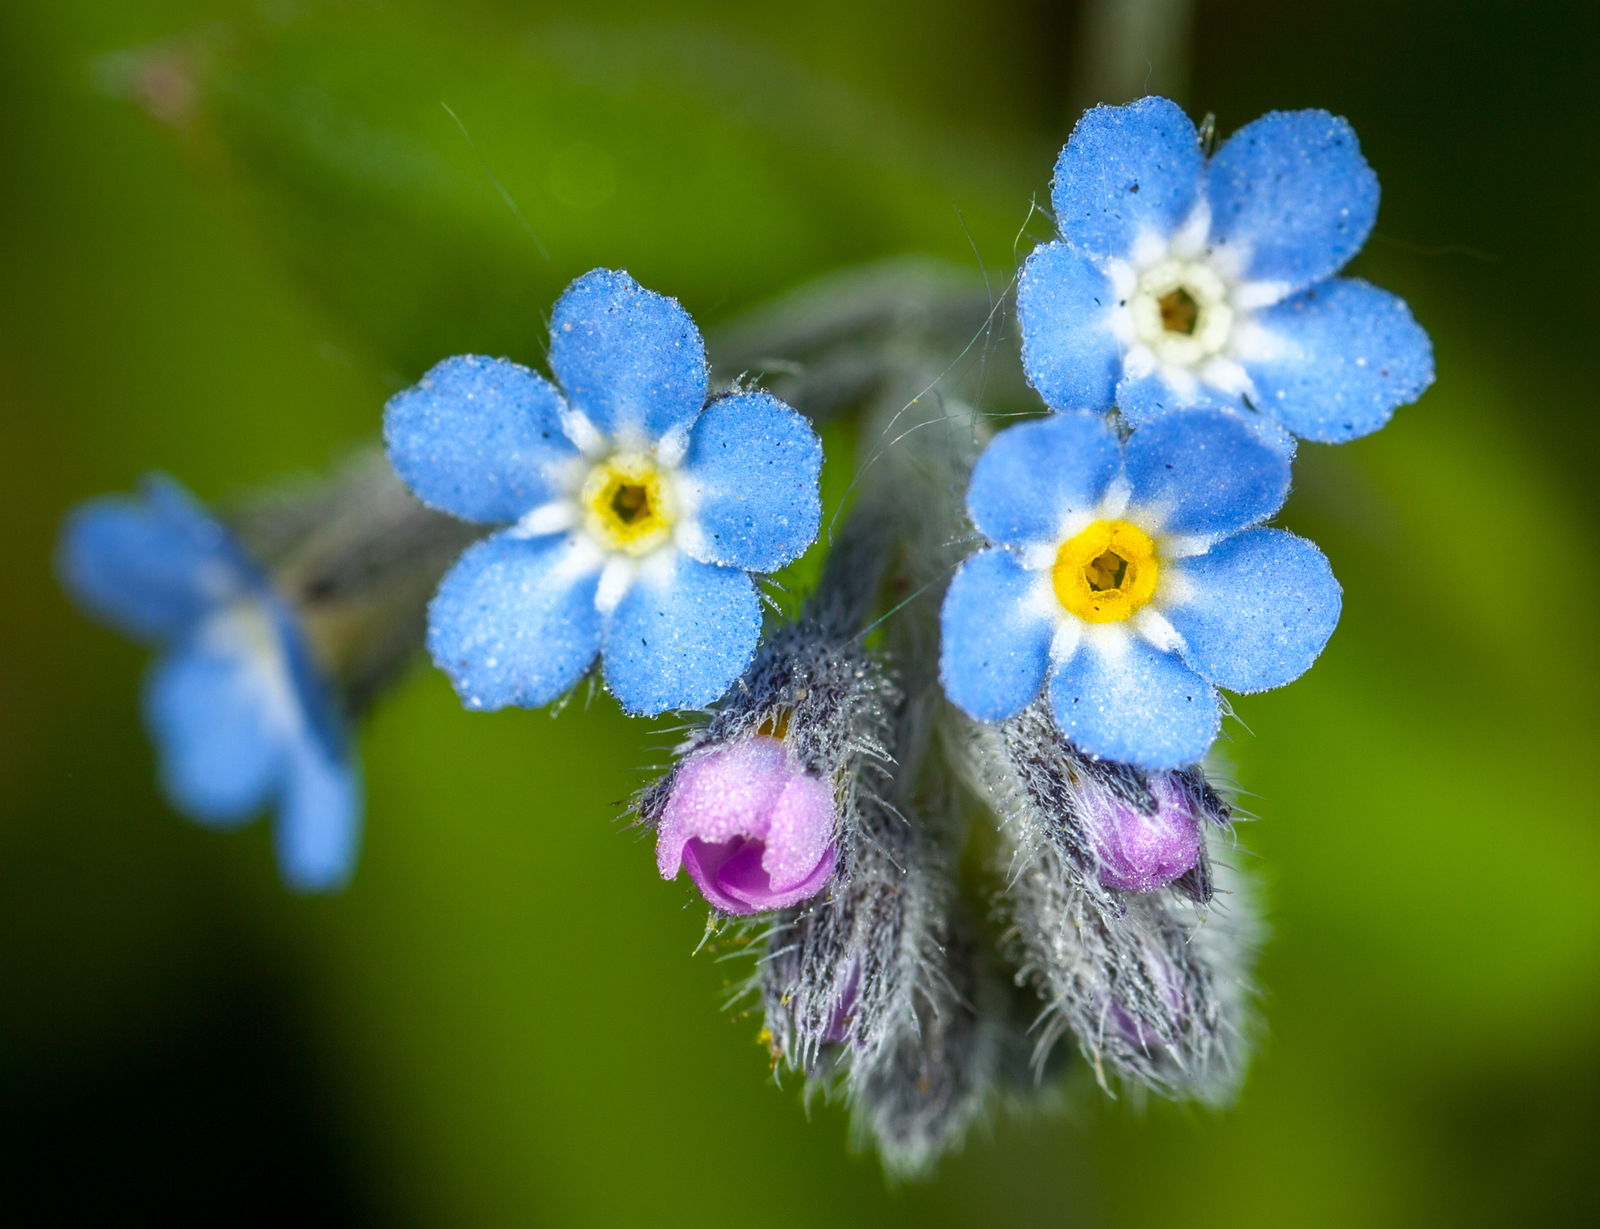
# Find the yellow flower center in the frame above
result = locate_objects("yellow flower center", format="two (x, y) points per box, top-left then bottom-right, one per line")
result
(1052, 520), (1160, 623)
(582, 453), (674, 555)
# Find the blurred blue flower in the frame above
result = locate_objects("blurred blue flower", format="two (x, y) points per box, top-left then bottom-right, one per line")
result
(1018, 96), (1434, 444)
(939, 409), (1341, 769)
(57, 476), (361, 891)
(385, 268), (823, 717)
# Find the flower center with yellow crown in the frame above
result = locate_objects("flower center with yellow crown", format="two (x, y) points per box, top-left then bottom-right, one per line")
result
(582, 453), (675, 556)
(1052, 520), (1160, 623)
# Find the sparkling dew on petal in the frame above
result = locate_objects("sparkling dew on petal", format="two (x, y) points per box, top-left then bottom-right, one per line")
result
(762, 771), (837, 886)
(656, 738), (838, 915)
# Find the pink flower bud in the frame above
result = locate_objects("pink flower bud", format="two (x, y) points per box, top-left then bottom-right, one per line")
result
(1082, 775), (1201, 893)
(656, 737), (837, 916)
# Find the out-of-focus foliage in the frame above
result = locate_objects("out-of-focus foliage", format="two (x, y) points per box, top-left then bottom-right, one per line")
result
(184, 0), (1050, 375)
(1, 0), (1595, 1225)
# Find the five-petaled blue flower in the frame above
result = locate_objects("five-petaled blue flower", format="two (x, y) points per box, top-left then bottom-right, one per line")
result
(57, 476), (362, 891)
(1019, 96), (1434, 443)
(939, 409), (1342, 769)
(385, 268), (823, 717)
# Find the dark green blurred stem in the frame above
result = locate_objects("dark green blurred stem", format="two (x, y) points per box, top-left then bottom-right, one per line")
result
(707, 254), (1027, 717)
(712, 259), (1048, 1152)
(227, 450), (486, 715)
(1070, 0), (1194, 122)
(708, 257), (1020, 634)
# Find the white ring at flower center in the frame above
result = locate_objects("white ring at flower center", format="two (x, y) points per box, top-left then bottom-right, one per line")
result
(1130, 260), (1234, 367)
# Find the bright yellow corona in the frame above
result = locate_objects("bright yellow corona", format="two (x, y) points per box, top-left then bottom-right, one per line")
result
(1051, 520), (1160, 624)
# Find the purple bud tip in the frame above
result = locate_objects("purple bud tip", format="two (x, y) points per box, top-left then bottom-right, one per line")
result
(1108, 955), (1183, 1051)
(825, 963), (861, 1045)
(1085, 775), (1201, 893)
(656, 738), (837, 916)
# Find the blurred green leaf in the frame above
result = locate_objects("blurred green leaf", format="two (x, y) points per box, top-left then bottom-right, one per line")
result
(185, 6), (1046, 375)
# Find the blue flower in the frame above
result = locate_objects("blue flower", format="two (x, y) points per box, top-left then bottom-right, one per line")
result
(939, 409), (1341, 769)
(1018, 96), (1434, 444)
(385, 268), (823, 717)
(57, 476), (362, 891)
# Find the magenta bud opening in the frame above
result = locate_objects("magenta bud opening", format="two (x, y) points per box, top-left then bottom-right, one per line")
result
(656, 737), (838, 916)
(1084, 776), (1201, 893)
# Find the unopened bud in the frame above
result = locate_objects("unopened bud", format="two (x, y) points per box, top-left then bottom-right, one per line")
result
(656, 737), (837, 915)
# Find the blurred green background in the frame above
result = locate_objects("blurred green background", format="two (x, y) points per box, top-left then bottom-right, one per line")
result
(2, 0), (1596, 1223)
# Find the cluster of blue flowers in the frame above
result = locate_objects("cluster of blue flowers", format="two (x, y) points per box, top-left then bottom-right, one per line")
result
(942, 97), (1431, 770)
(56, 96), (1429, 904)
(55, 92), (1435, 1172)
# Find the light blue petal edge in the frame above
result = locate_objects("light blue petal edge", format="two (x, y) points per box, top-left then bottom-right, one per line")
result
(1117, 373), (1297, 457)
(275, 733), (363, 893)
(384, 354), (574, 524)
(548, 268), (708, 442)
(679, 391), (822, 573)
(966, 412), (1119, 549)
(426, 533), (603, 711)
(57, 474), (247, 642)
(1052, 96), (1202, 264)
(603, 555), (760, 716)
(1048, 636), (1219, 770)
(1206, 109), (1380, 291)
(939, 548), (1054, 723)
(1245, 277), (1434, 443)
(1018, 242), (1123, 412)
(1167, 527), (1342, 693)
(143, 639), (284, 827)
(1123, 409), (1291, 542)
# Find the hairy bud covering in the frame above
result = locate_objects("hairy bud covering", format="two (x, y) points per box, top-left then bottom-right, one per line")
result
(974, 700), (1232, 918)
(1002, 843), (1261, 1103)
(958, 702), (1260, 1101)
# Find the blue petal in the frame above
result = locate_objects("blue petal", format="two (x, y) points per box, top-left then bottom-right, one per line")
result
(1206, 110), (1379, 290)
(426, 533), (602, 711)
(603, 556), (760, 715)
(1245, 278), (1434, 443)
(1048, 637), (1218, 770)
(273, 602), (353, 764)
(58, 475), (246, 642)
(1051, 97), (1202, 263)
(967, 412), (1119, 548)
(384, 354), (574, 523)
(1017, 242), (1123, 412)
(679, 392), (823, 573)
(1124, 410), (1290, 541)
(548, 268), (708, 441)
(1166, 528), (1341, 693)
(275, 734), (363, 893)
(938, 548), (1054, 723)
(1116, 370), (1241, 419)
(1117, 373), (1297, 457)
(143, 637), (284, 826)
